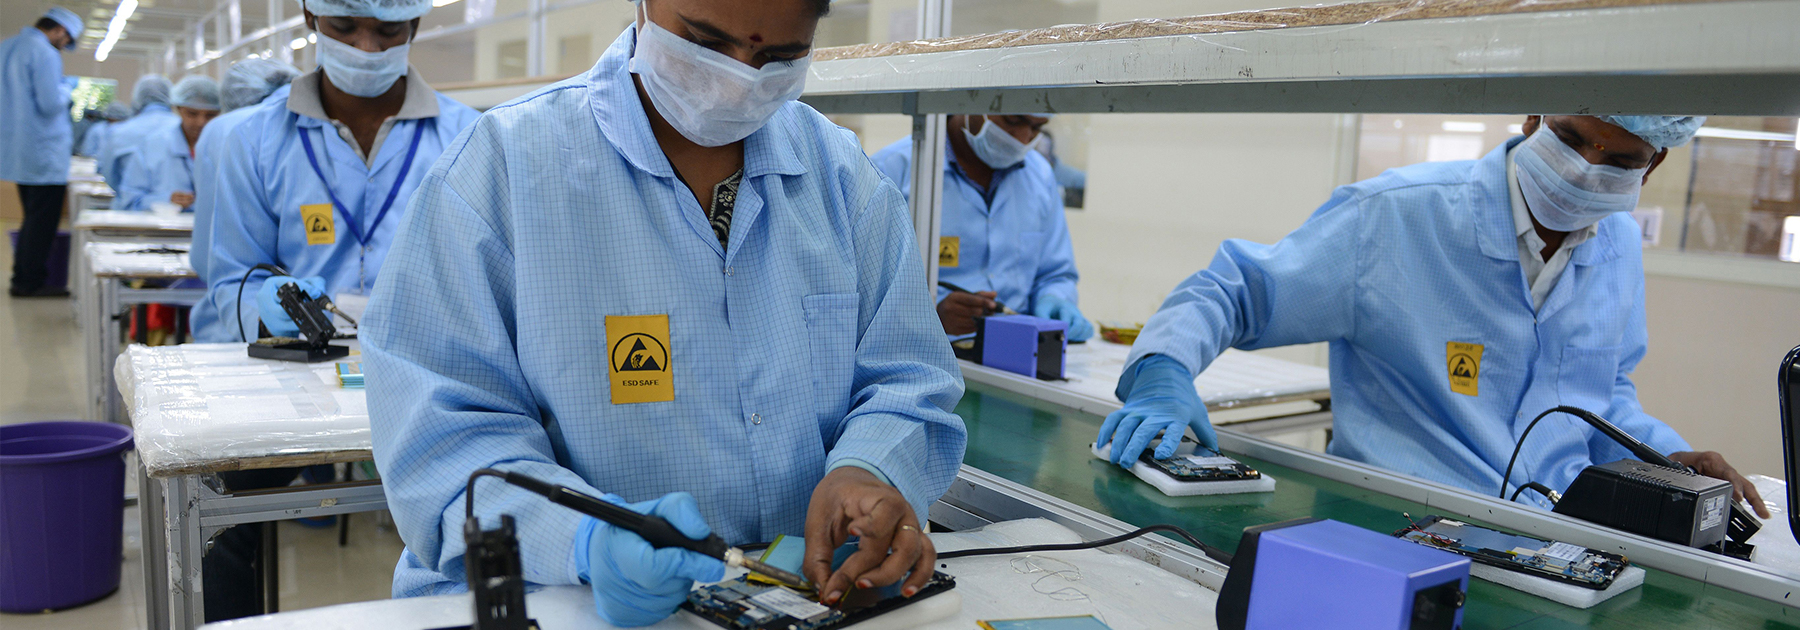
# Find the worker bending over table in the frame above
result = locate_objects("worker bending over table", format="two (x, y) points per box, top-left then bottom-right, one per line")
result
(118, 75), (220, 211)
(872, 114), (1093, 341)
(203, 0), (478, 340)
(78, 102), (132, 157)
(365, 0), (965, 626)
(100, 75), (175, 192)
(1099, 115), (1770, 519)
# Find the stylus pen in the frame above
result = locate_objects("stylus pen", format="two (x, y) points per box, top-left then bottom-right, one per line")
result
(497, 472), (811, 587)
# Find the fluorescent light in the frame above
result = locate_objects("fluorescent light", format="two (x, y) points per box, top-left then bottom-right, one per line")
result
(94, 0), (139, 62)
(1693, 127), (1797, 142)
(432, 0), (463, 6)
(1441, 121), (1487, 133)
(308, 33), (317, 43)
(290, 37), (308, 50)
(1507, 124), (1524, 134)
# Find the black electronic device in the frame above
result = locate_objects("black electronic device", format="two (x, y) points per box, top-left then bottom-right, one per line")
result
(1395, 515), (1629, 590)
(431, 487), (538, 630)
(1780, 344), (1800, 547)
(246, 282), (350, 362)
(1140, 447), (1263, 483)
(682, 572), (957, 630)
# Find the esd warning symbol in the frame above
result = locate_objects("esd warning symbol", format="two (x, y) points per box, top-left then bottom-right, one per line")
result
(606, 315), (673, 404)
(938, 236), (960, 268)
(1447, 342), (1483, 397)
(299, 203), (335, 245)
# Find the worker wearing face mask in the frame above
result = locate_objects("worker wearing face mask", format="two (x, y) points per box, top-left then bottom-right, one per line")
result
(204, 0), (478, 342)
(1100, 115), (1771, 520)
(363, 0), (964, 625)
(117, 75), (221, 211)
(872, 114), (1091, 342)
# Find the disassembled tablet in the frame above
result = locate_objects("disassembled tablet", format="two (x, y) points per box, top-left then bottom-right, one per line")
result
(1395, 515), (1629, 590)
(682, 572), (957, 630)
(1139, 448), (1264, 483)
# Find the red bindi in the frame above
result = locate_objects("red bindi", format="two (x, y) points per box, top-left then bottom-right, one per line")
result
(749, 33), (763, 42)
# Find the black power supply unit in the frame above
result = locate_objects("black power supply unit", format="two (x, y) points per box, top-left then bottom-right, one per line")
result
(1553, 459), (1734, 551)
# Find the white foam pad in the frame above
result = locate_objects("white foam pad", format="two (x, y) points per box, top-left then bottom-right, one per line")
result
(1090, 442), (1276, 497)
(1469, 563), (1644, 609)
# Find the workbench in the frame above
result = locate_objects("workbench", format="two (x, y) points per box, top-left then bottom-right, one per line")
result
(119, 343), (382, 630)
(73, 210), (194, 421)
(84, 241), (204, 423)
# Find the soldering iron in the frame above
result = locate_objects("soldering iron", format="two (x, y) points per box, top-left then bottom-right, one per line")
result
(465, 469), (810, 588)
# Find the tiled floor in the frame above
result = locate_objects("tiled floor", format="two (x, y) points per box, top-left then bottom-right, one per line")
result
(0, 222), (405, 629)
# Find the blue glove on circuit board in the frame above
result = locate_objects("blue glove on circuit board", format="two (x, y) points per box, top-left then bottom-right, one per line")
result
(1097, 354), (1215, 467)
(576, 492), (725, 627)
(1031, 294), (1094, 342)
(255, 275), (325, 338)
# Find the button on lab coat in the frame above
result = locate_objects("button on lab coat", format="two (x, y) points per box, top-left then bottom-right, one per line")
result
(363, 27), (966, 597)
(1128, 137), (1689, 506)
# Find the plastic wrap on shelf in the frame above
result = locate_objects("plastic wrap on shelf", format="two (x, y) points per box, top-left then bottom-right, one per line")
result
(117, 343), (370, 477)
(74, 209), (195, 232)
(814, 0), (1701, 62)
(86, 241), (194, 278)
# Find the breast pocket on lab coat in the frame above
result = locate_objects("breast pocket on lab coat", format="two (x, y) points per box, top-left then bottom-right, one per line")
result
(803, 293), (859, 425)
(1557, 346), (1620, 415)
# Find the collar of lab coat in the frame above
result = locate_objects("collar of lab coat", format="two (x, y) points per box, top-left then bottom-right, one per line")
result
(285, 66), (439, 128)
(1472, 136), (1622, 268)
(586, 26), (808, 182)
(157, 121), (191, 158)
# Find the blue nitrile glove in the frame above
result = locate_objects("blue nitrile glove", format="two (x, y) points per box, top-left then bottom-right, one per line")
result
(256, 275), (325, 338)
(575, 492), (725, 627)
(1031, 294), (1094, 342)
(1096, 354), (1215, 468)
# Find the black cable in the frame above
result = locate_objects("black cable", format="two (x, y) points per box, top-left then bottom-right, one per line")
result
(236, 263), (288, 342)
(939, 523), (1234, 566)
(465, 468), (510, 524)
(937, 280), (976, 295)
(1510, 481), (1558, 504)
(1499, 407), (1574, 501)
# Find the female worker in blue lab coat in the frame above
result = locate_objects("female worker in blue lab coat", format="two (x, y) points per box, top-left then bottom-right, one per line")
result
(203, 0), (478, 342)
(872, 114), (1093, 340)
(100, 75), (175, 190)
(1098, 115), (1771, 519)
(118, 75), (221, 211)
(362, 0), (966, 626)
(187, 58), (299, 340)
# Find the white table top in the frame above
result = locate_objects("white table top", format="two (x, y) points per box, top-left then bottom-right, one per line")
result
(86, 241), (195, 278)
(200, 519), (1220, 630)
(959, 340), (1331, 421)
(74, 209), (194, 232)
(118, 343), (369, 477)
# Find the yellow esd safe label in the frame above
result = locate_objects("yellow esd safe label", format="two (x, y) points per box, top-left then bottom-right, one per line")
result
(1447, 342), (1483, 397)
(938, 236), (960, 268)
(607, 315), (673, 404)
(300, 203), (336, 245)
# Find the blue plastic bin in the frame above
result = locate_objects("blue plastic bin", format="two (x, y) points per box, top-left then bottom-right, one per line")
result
(0, 421), (134, 612)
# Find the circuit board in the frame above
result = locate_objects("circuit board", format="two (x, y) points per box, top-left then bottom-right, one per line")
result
(682, 572), (956, 630)
(1395, 515), (1629, 590)
(1137, 449), (1263, 483)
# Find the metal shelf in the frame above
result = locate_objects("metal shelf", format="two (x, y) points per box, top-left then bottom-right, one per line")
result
(802, 0), (1800, 116)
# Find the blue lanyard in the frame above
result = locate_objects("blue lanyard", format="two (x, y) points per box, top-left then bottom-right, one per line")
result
(297, 120), (427, 248)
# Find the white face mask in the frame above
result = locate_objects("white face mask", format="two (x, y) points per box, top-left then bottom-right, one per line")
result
(628, 1), (811, 147)
(1515, 127), (1648, 232)
(963, 116), (1037, 169)
(315, 34), (409, 98)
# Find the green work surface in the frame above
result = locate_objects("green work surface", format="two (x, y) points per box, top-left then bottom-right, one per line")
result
(955, 382), (1800, 629)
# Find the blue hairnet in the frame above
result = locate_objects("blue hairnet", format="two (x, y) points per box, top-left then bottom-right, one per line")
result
(298, 0), (432, 22)
(43, 7), (84, 48)
(171, 75), (222, 111)
(132, 75), (173, 112)
(1595, 115), (1706, 149)
(103, 101), (132, 120)
(221, 58), (301, 111)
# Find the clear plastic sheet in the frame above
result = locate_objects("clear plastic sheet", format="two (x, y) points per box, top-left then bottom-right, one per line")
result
(987, 340), (1330, 411)
(86, 241), (195, 278)
(74, 209), (195, 232)
(118, 343), (370, 477)
(815, 0), (1707, 62)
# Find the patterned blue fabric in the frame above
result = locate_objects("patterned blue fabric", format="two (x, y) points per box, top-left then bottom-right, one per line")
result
(1128, 137), (1690, 507)
(78, 120), (110, 156)
(871, 136), (1078, 313)
(100, 103), (177, 191)
(201, 82), (477, 341)
(364, 27), (966, 598)
(117, 122), (193, 211)
(0, 27), (72, 185)
(189, 86), (290, 340)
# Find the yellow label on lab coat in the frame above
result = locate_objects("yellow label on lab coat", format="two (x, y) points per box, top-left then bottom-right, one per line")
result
(938, 236), (960, 268)
(1447, 342), (1483, 397)
(300, 204), (336, 245)
(607, 315), (673, 404)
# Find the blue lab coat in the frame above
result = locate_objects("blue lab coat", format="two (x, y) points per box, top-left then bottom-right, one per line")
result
(363, 27), (966, 597)
(100, 103), (177, 192)
(117, 122), (195, 211)
(187, 85), (290, 340)
(871, 136), (1079, 313)
(1128, 137), (1690, 505)
(0, 27), (72, 185)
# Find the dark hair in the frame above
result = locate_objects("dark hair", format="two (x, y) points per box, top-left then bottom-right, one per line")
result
(36, 17), (63, 32)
